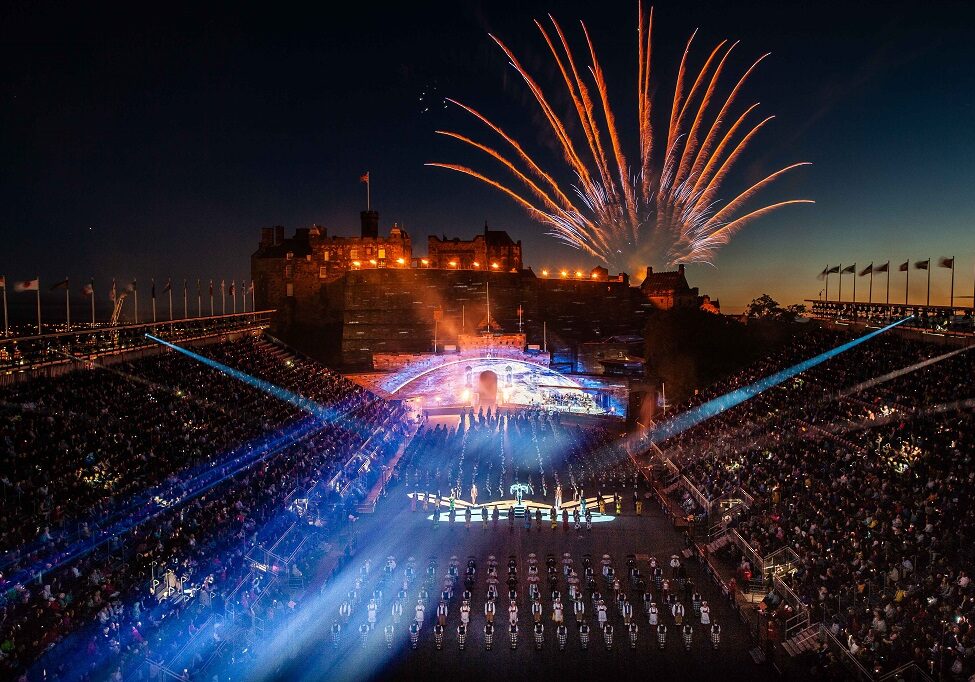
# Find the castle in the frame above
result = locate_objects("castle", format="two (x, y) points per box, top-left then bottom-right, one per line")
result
(252, 212), (718, 368)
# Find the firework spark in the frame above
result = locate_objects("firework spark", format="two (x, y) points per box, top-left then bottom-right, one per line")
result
(428, 5), (812, 274)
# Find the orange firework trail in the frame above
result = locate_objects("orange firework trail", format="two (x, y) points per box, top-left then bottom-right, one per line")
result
(427, 5), (813, 272)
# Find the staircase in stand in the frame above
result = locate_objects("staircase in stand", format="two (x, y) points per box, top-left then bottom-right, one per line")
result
(781, 623), (822, 657)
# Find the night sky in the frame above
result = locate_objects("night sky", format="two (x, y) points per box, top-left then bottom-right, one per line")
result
(1, 0), (973, 318)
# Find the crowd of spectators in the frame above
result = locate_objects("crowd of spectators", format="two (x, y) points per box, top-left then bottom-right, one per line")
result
(0, 334), (405, 680)
(651, 326), (975, 677)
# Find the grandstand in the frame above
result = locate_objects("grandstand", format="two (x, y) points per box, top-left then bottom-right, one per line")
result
(1, 314), (972, 681)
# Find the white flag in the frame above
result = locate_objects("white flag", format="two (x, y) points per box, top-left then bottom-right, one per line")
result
(14, 278), (39, 292)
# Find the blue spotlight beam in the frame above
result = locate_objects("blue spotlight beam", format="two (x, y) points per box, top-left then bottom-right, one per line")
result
(649, 316), (914, 445)
(146, 334), (335, 421)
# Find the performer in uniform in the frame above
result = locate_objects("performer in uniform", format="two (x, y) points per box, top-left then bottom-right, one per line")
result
(648, 601), (659, 626)
(415, 599), (425, 626)
(339, 600), (351, 624)
(533, 621), (544, 650)
(682, 623), (693, 650)
(436, 600), (448, 627)
(710, 622), (721, 649)
(557, 623), (568, 650)
(331, 621), (341, 648)
(508, 600), (519, 626)
(359, 622), (370, 648)
(391, 600), (403, 626)
(672, 600), (685, 625)
(656, 623), (667, 649)
(574, 597), (585, 625)
(579, 621), (591, 650)
(470, 482), (478, 506)
(628, 621), (639, 649)
(384, 623), (394, 649)
(434, 623), (445, 650)
(367, 598), (378, 629)
(460, 599), (471, 627)
(484, 597), (495, 625)
(531, 598), (542, 624)
(409, 621), (420, 649)
(700, 600), (711, 625)
(509, 622), (519, 649)
(596, 599), (608, 629)
(457, 623), (467, 650)
(603, 623), (614, 650)
(484, 622), (494, 650)
(552, 597), (564, 625)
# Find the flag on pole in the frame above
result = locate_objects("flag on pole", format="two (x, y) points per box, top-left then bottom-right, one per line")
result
(247, 280), (254, 294)
(163, 279), (172, 293)
(858, 264), (872, 277)
(0, 276), (5, 289)
(938, 257), (954, 269)
(914, 259), (930, 270)
(50, 278), (69, 291)
(841, 264), (856, 274)
(14, 279), (39, 292)
(82, 282), (94, 296)
(898, 261), (909, 272)
(229, 280), (235, 296)
(126, 280), (137, 292)
(875, 262), (889, 273)
(359, 172), (370, 183)
(826, 265), (840, 274)
(209, 280), (214, 296)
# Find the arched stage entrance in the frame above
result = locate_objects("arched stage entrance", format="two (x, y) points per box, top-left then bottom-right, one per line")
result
(477, 370), (498, 405)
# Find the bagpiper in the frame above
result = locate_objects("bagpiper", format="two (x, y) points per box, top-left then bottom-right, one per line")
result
(457, 624), (467, 650)
(391, 600), (403, 626)
(700, 600), (711, 625)
(367, 598), (378, 629)
(579, 621), (591, 650)
(628, 621), (639, 649)
(692, 592), (703, 618)
(710, 622), (721, 649)
(657, 623), (667, 649)
(434, 623), (445, 650)
(359, 622), (370, 648)
(603, 623), (614, 650)
(330, 621), (341, 649)
(556, 623), (568, 650)
(509, 623), (519, 649)
(409, 621), (420, 649)
(484, 622), (494, 650)
(533, 621), (545, 650)
(384, 624), (395, 649)
(682, 623), (693, 650)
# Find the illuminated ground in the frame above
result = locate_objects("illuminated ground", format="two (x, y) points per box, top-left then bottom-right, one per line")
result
(257, 489), (779, 682)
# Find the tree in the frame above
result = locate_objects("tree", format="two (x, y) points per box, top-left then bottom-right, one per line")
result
(746, 294), (784, 318)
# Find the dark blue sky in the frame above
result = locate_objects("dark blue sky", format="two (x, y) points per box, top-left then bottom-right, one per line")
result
(1, 0), (973, 316)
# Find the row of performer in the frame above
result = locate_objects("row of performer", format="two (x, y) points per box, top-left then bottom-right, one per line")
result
(332, 620), (722, 651)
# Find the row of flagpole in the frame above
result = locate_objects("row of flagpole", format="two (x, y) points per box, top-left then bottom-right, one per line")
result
(0, 277), (255, 336)
(818, 258), (967, 308)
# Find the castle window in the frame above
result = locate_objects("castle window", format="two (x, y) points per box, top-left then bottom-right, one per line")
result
(285, 265), (293, 279)
(319, 266), (328, 279)
(350, 249), (359, 259)
(286, 251), (294, 260)
(286, 283), (294, 297)
(378, 248), (386, 260)
(323, 250), (330, 261)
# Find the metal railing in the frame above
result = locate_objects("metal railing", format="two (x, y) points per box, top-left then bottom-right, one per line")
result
(0, 310), (274, 377)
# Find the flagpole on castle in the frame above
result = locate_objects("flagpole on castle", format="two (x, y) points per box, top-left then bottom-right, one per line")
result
(36, 278), (42, 335)
(2, 277), (9, 336)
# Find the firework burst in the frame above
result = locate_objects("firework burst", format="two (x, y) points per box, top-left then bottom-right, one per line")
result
(427, 5), (813, 274)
